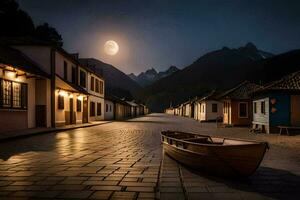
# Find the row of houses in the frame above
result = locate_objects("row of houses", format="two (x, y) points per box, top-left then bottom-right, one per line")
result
(0, 38), (148, 133)
(165, 71), (300, 134)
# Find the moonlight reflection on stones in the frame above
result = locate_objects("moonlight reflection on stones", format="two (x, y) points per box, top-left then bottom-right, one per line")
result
(104, 40), (119, 55)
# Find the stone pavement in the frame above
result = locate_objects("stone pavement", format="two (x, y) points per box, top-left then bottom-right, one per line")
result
(0, 121), (111, 141)
(0, 113), (299, 199)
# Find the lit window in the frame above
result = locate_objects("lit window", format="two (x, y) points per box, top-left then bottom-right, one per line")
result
(0, 79), (27, 109)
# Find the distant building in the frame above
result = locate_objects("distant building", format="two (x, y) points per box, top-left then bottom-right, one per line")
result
(194, 91), (223, 121)
(252, 71), (300, 133)
(218, 81), (261, 126)
(104, 97), (115, 120)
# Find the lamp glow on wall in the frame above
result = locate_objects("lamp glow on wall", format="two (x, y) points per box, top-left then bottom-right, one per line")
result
(4, 70), (17, 79)
(77, 95), (83, 100)
(58, 90), (67, 97)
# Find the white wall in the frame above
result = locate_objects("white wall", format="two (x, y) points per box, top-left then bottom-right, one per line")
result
(205, 100), (223, 121)
(88, 95), (104, 121)
(0, 68), (36, 128)
(253, 98), (269, 125)
(55, 51), (76, 81)
(104, 99), (114, 120)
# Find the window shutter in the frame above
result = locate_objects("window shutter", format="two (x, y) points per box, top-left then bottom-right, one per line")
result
(58, 95), (64, 109)
(21, 83), (28, 109)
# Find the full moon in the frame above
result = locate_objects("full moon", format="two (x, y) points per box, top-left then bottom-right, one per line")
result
(104, 40), (119, 55)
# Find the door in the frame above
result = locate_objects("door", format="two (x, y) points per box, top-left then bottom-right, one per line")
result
(82, 99), (88, 123)
(69, 98), (75, 124)
(36, 105), (46, 127)
(191, 103), (194, 118)
(291, 95), (300, 126)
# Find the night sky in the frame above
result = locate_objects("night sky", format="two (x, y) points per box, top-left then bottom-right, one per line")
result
(17, 0), (300, 74)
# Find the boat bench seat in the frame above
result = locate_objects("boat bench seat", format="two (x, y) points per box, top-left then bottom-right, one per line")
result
(183, 137), (213, 144)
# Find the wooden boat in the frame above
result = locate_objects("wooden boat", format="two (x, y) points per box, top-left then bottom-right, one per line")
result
(161, 131), (269, 177)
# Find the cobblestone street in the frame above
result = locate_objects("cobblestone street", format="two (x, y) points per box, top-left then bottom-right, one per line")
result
(0, 113), (299, 199)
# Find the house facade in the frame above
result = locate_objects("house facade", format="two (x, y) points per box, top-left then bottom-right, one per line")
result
(9, 39), (105, 127)
(0, 45), (51, 133)
(79, 65), (105, 122)
(104, 98), (114, 120)
(218, 81), (261, 126)
(252, 71), (300, 133)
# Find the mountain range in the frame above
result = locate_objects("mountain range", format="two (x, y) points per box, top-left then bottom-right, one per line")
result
(137, 43), (300, 112)
(128, 66), (179, 86)
(79, 58), (141, 100)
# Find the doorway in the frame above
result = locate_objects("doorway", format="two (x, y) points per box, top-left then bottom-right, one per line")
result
(82, 98), (88, 123)
(69, 98), (75, 124)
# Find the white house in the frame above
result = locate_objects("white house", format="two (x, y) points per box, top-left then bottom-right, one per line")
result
(104, 97), (115, 120)
(194, 91), (223, 121)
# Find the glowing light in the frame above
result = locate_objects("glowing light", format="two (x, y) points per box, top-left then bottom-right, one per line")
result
(77, 95), (83, 100)
(5, 71), (16, 79)
(58, 90), (67, 97)
(69, 94), (73, 98)
(104, 40), (119, 55)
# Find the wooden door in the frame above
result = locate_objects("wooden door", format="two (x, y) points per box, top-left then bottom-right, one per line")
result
(36, 105), (46, 127)
(69, 98), (75, 124)
(291, 95), (300, 126)
(82, 99), (88, 123)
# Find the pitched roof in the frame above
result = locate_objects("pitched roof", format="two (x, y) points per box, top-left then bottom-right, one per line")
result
(126, 101), (139, 107)
(196, 90), (220, 102)
(218, 81), (262, 100)
(105, 95), (130, 105)
(262, 70), (300, 91)
(0, 45), (50, 78)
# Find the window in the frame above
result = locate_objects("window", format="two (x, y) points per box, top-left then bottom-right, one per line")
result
(261, 101), (265, 114)
(106, 104), (108, 112)
(253, 102), (257, 114)
(95, 79), (100, 93)
(90, 102), (95, 116)
(71, 66), (76, 84)
(91, 77), (95, 91)
(77, 99), (81, 112)
(100, 81), (104, 94)
(80, 70), (86, 88)
(0, 79), (27, 109)
(202, 105), (205, 113)
(63, 61), (68, 80)
(97, 102), (102, 116)
(212, 103), (218, 113)
(58, 95), (64, 109)
(239, 102), (248, 118)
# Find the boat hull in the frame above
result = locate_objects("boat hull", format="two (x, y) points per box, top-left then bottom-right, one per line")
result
(162, 132), (268, 177)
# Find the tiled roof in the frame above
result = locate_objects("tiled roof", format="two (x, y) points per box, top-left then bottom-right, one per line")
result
(0, 45), (50, 78)
(263, 70), (300, 90)
(218, 81), (262, 100)
(197, 90), (220, 102)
